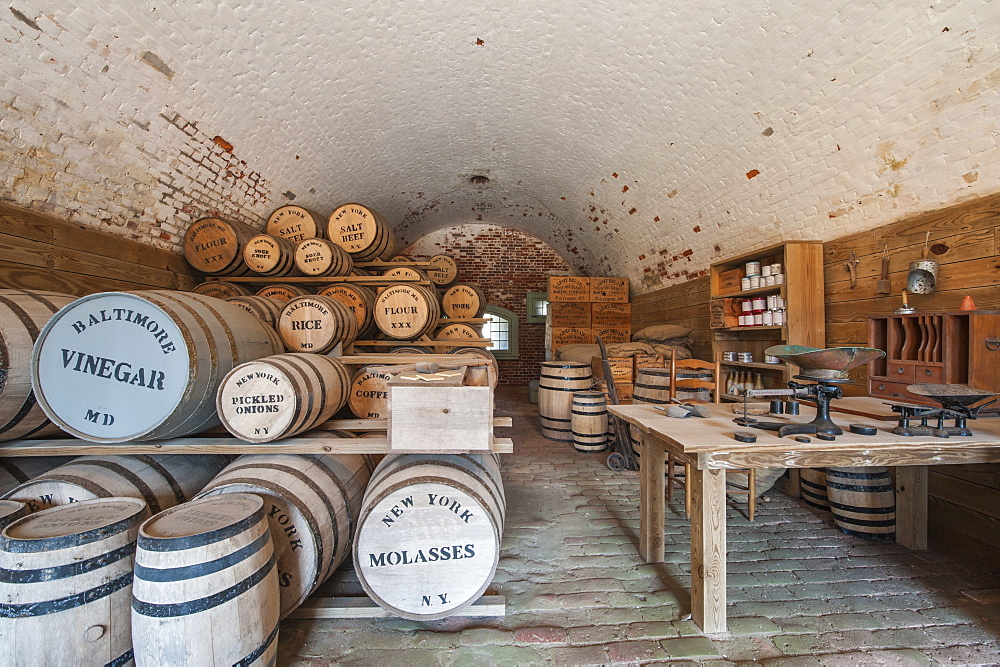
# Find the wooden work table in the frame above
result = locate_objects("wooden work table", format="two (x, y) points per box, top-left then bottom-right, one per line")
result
(608, 398), (1000, 634)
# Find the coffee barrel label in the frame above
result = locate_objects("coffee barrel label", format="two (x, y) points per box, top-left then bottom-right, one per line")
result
(356, 482), (497, 616)
(33, 295), (189, 440)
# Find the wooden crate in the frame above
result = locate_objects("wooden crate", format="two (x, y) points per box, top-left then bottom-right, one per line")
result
(709, 298), (740, 329)
(633, 354), (666, 373)
(716, 268), (743, 295)
(590, 277), (629, 303)
(592, 326), (630, 344)
(547, 276), (589, 302)
(551, 327), (593, 349)
(591, 302), (631, 327)
(598, 380), (633, 403)
(591, 356), (634, 384)
(549, 302), (591, 328)
(387, 368), (493, 451)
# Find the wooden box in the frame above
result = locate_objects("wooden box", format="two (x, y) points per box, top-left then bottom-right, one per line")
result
(592, 326), (630, 344)
(590, 277), (629, 303)
(549, 302), (591, 328)
(387, 368), (493, 451)
(547, 276), (589, 302)
(633, 354), (666, 372)
(591, 302), (631, 327)
(599, 380), (633, 403)
(591, 356), (634, 384)
(716, 268), (743, 295)
(550, 327), (593, 349)
(710, 298), (740, 329)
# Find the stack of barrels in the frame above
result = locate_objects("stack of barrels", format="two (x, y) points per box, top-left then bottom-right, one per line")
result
(537, 361), (609, 453)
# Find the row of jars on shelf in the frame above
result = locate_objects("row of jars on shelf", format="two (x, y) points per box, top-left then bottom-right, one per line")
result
(738, 294), (786, 327)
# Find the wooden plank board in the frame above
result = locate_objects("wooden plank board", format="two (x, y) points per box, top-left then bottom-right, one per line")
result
(0, 436), (515, 456)
(288, 595), (505, 619)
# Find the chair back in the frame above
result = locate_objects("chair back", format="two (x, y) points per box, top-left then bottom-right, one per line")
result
(668, 352), (721, 403)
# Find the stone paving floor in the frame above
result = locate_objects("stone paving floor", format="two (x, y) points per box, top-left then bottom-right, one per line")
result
(279, 387), (1000, 665)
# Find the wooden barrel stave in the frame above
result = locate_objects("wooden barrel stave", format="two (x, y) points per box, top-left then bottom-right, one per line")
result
(0, 457), (76, 496)
(131, 493), (279, 665)
(538, 362), (593, 442)
(196, 454), (375, 618)
(353, 453), (504, 620)
(0, 497), (149, 664)
(225, 295), (284, 329)
(191, 281), (254, 299)
(256, 284), (313, 301)
(319, 284), (378, 338)
(799, 468), (830, 511)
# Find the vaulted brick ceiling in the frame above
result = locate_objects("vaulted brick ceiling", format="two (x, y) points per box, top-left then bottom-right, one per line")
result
(2, 2), (997, 292)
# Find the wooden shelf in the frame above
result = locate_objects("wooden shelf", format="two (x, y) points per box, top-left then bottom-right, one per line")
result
(207, 276), (430, 286)
(716, 284), (786, 298)
(720, 361), (788, 371)
(713, 325), (785, 333)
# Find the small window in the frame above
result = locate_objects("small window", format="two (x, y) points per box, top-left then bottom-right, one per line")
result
(525, 292), (549, 324)
(483, 305), (519, 360)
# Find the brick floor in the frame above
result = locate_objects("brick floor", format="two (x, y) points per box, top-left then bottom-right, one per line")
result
(279, 387), (1000, 664)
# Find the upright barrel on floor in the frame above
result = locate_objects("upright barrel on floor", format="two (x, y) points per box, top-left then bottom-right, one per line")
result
(196, 454), (375, 618)
(353, 453), (505, 620)
(131, 493), (279, 665)
(825, 467), (895, 538)
(30, 290), (284, 442)
(4, 454), (230, 514)
(538, 362), (594, 442)
(0, 497), (149, 665)
(799, 468), (830, 511)
(571, 391), (608, 452)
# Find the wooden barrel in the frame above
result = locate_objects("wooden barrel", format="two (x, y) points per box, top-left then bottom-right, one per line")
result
(825, 467), (895, 539)
(388, 346), (430, 354)
(800, 468), (830, 511)
(191, 281), (253, 298)
(571, 391), (608, 452)
(195, 454), (374, 618)
(441, 283), (486, 318)
(426, 254), (459, 287)
(448, 347), (499, 387)
(31, 291), (284, 442)
(353, 453), (505, 620)
(0, 497), (149, 665)
(295, 238), (353, 277)
(538, 362), (593, 442)
(182, 216), (259, 276)
(226, 295), (284, 329)
(217, 354), (351, 442)
(0, 457), (76, 496)
(243, 233), (301, 277)
(278, 295), (359, 354)
(0, 500), (27, 530)
(436, 323), (484, 351)
(374, 284), (441, 340)
(266, 205), (325, 243)
(382, 266), (430, 283)
(327, 203), (396, 261)
(348, 366), (395, 419)
(256, 284), (313, 301)
(318, 284), (378, 338)
(131, 493), (279, 665)
(5, 454), (231, 514)
(633, 367), (711, 403)
(0, 289), (77, 441)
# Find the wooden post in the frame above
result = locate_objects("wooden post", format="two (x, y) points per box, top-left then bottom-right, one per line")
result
(895, 466), (928, 550)
(690, 466), (727, 633)
(638, 429), (666, 563)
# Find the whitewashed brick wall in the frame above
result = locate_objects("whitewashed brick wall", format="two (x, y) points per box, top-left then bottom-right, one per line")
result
(1, 1), (997, 288)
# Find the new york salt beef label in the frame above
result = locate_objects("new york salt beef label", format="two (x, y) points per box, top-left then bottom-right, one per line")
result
(356, 482), (497, 615)
(33, 295), (189, 440)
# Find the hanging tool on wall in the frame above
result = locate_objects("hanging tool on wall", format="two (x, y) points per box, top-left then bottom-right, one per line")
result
(875, 245), (891, 295)
(906, 231), (938, 295)
(845, 252), (859, 290)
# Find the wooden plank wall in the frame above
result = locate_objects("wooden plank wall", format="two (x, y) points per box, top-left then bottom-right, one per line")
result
(0, 202), (201, 295)
(631, 191), (1000, 562)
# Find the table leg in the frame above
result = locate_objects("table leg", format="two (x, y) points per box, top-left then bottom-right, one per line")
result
(638, 431), (665, 563)
(895, 465), (928, 550)
(690, 467), (727, 633)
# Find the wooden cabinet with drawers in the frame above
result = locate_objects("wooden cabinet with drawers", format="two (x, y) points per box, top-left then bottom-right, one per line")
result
(867, 310), (1000, 405)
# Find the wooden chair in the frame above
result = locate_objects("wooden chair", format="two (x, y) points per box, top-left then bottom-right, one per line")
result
(666, 352), (758, 521)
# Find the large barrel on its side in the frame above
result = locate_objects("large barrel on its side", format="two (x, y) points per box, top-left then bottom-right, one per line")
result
(278, 295), (359, 354)
(256, 284), (313, 301)
(538, 362), (593, 442)
(630, 369), (673, 464)
(31, 291), (284, 442)
(217, 354), (351, 442)
(0, 289), (77, 441)
(266, 205), (326, 244)
(131, 494), (279, 665)
(571, 391), (608, 452)
(295, 238), (353, 277)
(319, 284), (378, 338)
(373, 284), (441, 340)
(0, 457), (76, 496)
(327, 203), (396, 261)
(5, 454), (230, 514)
(825, 467), (895, 539)
(182, 216), (260, 276)
(353, 453), (505, 620)
(0, 497), (149, 665)
(196, 454), (375, 618)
